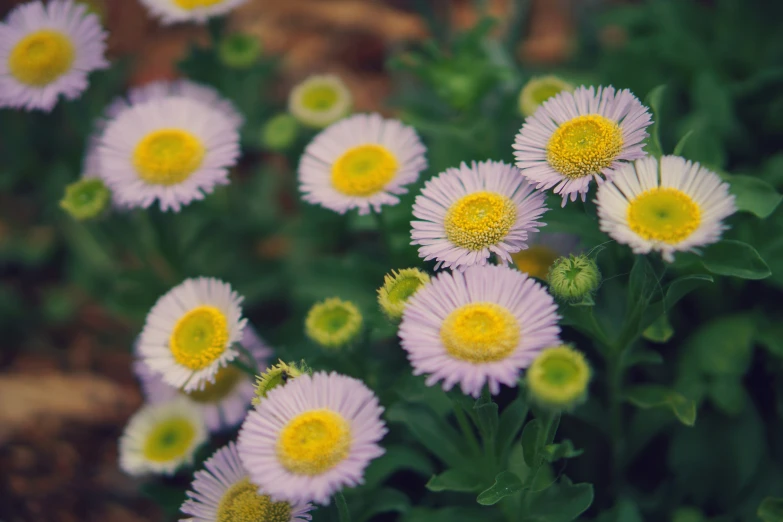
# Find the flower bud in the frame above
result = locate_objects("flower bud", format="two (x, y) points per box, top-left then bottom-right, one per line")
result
(547, 254), (601, 304)
(377, 268), (430, 321)
(252, 360), (309, 405)
(59, 178), (110, 221)
(519, 75), (574, 117)
(305, 297), (363, 349)
(218, 33), (261, 69)
(527, 345), (591, 410)
(260, 113), (298, 151)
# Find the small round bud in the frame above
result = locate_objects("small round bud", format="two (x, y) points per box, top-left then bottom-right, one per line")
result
(288, 75), (352, 129)
(527, 345), (591, 410)
(260, 113), (298, 151)
(518, 75), (575, 117)
(218, 33), (261, 69)
(59, 178), (110, 221)
(305, 297), (363, 349)
(252, 360), (309, 405)
(377, 268), (430, 321)
(547, 254), (601, 303)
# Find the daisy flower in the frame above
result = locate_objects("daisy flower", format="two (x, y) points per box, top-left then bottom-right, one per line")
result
(0, 0), (109, 112)
(289, 74), (352, 129)
(96, 84), (241, 212)
(298, 113), (427, 215)
(119, 397), (207, 476)
(596, 155), (736, 262)
(513, 85), (652, 205)
(518, 75), (574, 118)
(138, 277), (247, 393)
(237, 371), (387, 505)
(511, 232), (580, 280)
(180, 442), (313, 522)
(411, 160), (548, 271)
(399, 264), (561, 398)
(139, 0), (248, 25)
(134, 325), (272, 433)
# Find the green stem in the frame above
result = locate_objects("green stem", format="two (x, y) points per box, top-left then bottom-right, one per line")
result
(606, 346), (626, 490)
(233, 343), (260, 377)
(372, 210), (392, 256)
(335, 491), (351, 522)
(453, 401), (483, 457)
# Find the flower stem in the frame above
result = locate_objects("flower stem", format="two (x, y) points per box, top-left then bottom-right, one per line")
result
(453, 401), (483, 457)
(335, 491), (351, 522)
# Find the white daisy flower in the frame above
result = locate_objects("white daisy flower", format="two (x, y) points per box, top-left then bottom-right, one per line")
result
(0, 0), (109, 112)
(513, 85), (652, 205)
(119, 397), (207, 476)
(298, 113), (428, 215)
(96, 86), (241, 212)
(411, 160), (548, 271)
(288, 74), (352, 129)
(139, 0), (248, 25)
(596, 155), (736, 262)
(138, 277), (247, 392)
(180, 442), (313, 522)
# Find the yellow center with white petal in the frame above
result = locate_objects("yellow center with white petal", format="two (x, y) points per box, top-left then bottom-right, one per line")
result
(186, 365), (244, 403)
(142, 417), (197, 462)
(216, 478), (292, 522)
(331, 144), (398, 197)
(627, 187), (701, 244)
(301, 84), (340, 111)
(546, 115), (623, 179)
(512, 245), (560, 280)
(440, 302), (521, 363)
(8, 30), (75, 86)
(277, 409), (352, 475)
(133, 129), (205, 185)
(169, 306), (230, 370)
(444, 191), (517, 251)
(174, 0), (227, 9)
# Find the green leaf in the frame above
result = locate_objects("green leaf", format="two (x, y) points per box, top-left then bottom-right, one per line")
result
(624, 348), (664, 368)
(625, 385), (697, 426)
(524, 478), (594, 522)
(476, 471), (525, 505)
(707, 376), (746, 416)
(360, 445), (434, 490)
(358, 488), (410, 521)
(386, 403), (469, 468)
(687, 314), (756, 376)
(673, 129), (695, 156)
(758, 497), (783, 522)
(642, 313), (674, 343)
(521, 419), (541, 467)
(724, 174), (782, 219)
(541, 440), (584, 463)
(335, 491), (351, 522)
(426, 469), (482, 493)
(474, 391), (499, 441)
(618, 256), (661, 347)
(497, 393), (529, 457)
(643, 85), (666, 158)
(701, 240), (771, 279)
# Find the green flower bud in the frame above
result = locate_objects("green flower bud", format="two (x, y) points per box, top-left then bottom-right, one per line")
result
(527, 345), (591, 410)
(218, 32), (261, 69)
(260, 113), (299, 151)
(59, 178), (110, 221)
(305, 297), (363, 349)
(519, 75), (575, 117)
(547, 254), (601, 303)
(252, 360), (310, 405)
(377, 268), (430, 321)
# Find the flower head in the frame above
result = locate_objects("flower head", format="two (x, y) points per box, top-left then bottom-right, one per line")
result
(513, 85), (652, 205)
(119, 397), (207, 476)
(180, 442), (313, 522)
(377, 268), (430, 321)
(0, 0), (109, 112)
(399, 265), (561, 397)
(411, 160), (548, 271)
(139, 0), (248, 24)
(298, 113), (427, 215)
(526, 345), (591, 410)
(288, 75), (352, 129)
(547, 254), (601, 303)
(60, 178), (110, 220)
(305, 298), (362, 349)
(261, 113), (299, 151)
(511, 232), (580, 280)
(218, 32), (261, 69)
(596, 155), (736, 262)
(138, 277), (247, 393)
(253, 360), (309, 405)
(96, 81), (242, 212)
(519, 76), (574, 118)
(238, 372), (387, 505)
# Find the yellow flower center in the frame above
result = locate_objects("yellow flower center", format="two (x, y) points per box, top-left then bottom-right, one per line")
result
(277, 409), (352, 475)
(331, 144), (398, 197)
(8, 30), (75, 86)
(627, 187), (701, 244)
(186, 365), (244, 403)
(133, 129), (205, 186)
(512, 245), (560, 280)
(546, 115), (623, 179)
(216, 478), (291, 522)
(301, 84), (339, 111)
(142, 417), (196, 462)
(173, 0), (227, 9)
(444, 191), (517, 251)
(440, 302), (521, 363)
(169, 306), (229, 370)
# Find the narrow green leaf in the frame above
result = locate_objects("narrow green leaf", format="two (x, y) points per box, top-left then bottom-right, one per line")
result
(707, 376), (746, 416)
(474, 391), (499, 441)
(643, 85), (666, 158)
(497, 393), (529, 457)
(624, 348), (664, 368)
(476, 471), (525, 505)
(758, 497), (783, 522)
(521, 419), (541, 467)
(642, 313), (674, 343)
(701, 240), (771, 279)
(359, 488), (410, 521)
(359, 445), (433, 490)
(336, 491), (351, 522)
(541, 440), (584, 463)
(426, 469), (482, 493)
(724, 174), (782, 219)
(625, 385), (697, 426)
(386, 403), (469, 468)
(672, 129), (695, 156)
(524, 478), (594, 522)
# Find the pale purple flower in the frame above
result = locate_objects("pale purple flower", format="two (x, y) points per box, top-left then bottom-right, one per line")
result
(139, 0), (249, 25)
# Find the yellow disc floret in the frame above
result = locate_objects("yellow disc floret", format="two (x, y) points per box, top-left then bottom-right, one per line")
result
(440, 302), (521, 363)
(174, 0), (227, 9)
(8, 30), (75, 86)
(216, 478), (291, 522)
(186, 365), (244, 403)
(546, 115), (623, 179)
(511, 245), (560, 280)
(133, 129), (205, 185)
(331, 144), (398, 197)
(170, 306), (230, 370)
(444, 191), (517, 251)
(527, 345), (591, 409)
(142, 417), (197, 462)
(277, 409), (352, 475)
(627, 187), (701, 244)
(305, 298), (363, 348)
